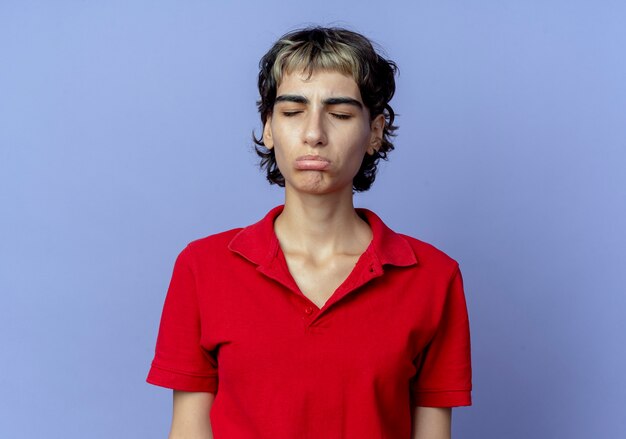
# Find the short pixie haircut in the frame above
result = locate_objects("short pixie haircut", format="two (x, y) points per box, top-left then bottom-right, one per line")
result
(253, 26), (399, 192)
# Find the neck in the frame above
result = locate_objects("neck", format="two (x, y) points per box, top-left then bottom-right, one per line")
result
(274, 185), (372, 258)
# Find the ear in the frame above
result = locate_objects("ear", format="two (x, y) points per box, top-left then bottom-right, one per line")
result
(263, 114), (274, 150)
(367, 114), (385, 155)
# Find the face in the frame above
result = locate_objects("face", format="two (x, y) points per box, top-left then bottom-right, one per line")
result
(263, 69), (385, 195)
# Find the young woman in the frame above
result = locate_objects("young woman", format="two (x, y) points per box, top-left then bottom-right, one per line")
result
(147, 26), (472, 439)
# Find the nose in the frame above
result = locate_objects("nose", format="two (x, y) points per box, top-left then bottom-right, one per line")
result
(303, 109), (327, 147)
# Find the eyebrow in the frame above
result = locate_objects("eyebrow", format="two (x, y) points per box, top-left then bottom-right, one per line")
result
(275, 94), (363, 109)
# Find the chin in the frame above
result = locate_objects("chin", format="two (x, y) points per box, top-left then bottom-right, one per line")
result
(294, 183), (332, 195)
(290, 178), (349, 196)
(283, 169), (354, 195)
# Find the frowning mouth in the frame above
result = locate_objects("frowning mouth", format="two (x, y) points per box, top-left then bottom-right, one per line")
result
(295, 155), (331, 170)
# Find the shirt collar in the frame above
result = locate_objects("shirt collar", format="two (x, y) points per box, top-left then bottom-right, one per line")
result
(227, 204), (418, 269)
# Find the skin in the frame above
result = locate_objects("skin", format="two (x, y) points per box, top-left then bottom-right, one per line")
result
(169, 391), (214, 439)
(262, 69), (385, 308)
(168, 69), (452, 439)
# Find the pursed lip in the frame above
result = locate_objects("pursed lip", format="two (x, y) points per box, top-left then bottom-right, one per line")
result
(294, 154), (331, 170)
(296, 154), (331, 162)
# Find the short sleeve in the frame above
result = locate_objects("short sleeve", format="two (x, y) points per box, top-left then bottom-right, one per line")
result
(146, 245), (218, 393)
(410, 265), (472, 407)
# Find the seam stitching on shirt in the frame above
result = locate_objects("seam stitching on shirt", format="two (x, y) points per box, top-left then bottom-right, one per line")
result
(413, 388), (471, 393)
(151, 362), (218, 378)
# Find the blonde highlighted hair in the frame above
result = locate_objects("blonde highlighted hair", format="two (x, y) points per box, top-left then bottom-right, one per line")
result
(270, 36), (361, 85)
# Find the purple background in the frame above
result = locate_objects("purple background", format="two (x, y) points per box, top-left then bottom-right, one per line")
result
(2, 1), (625, 437)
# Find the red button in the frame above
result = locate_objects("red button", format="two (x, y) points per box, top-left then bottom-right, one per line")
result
(304, 307), (313, 315)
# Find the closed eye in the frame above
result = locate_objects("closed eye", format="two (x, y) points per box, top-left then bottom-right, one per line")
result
(282, 111), (302, 117)
(331, 113), (352, 120)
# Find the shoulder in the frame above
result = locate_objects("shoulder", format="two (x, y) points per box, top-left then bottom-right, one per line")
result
(175, 227), (244, 265)
(168, 228), (249, 278)
(398, 232), (460, 278)
(169, 227), (243, 270)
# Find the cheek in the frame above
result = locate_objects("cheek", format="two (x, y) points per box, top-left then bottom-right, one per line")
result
(271, 142), (290, 174)
(269, 124), (291, 152)
(271, 145), (284, 166)
(345, 132), (370, 164)
(272, 125), (301, 160)
(348, 152), (367, 175)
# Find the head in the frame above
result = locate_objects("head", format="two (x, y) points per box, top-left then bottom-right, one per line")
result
(253, 26), (399, 192)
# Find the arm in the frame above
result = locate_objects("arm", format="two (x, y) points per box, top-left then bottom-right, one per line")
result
(411, 406), (451, 439)
(169, 390), (215, 439)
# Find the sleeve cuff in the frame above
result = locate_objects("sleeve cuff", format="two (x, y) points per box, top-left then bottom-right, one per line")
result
(412, 390), (472, 407)
(146, 363), (218, 393)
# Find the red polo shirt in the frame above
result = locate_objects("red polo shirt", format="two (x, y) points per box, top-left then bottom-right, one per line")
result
(147, 204), (472, 438)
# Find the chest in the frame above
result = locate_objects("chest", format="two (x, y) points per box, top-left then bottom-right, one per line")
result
(281, 251), (362, 308)
(200, 263), (443, 437)
(196, 244), (446, 370)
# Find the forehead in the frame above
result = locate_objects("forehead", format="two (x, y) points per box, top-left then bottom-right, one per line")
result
(276, 69), (362, 101)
